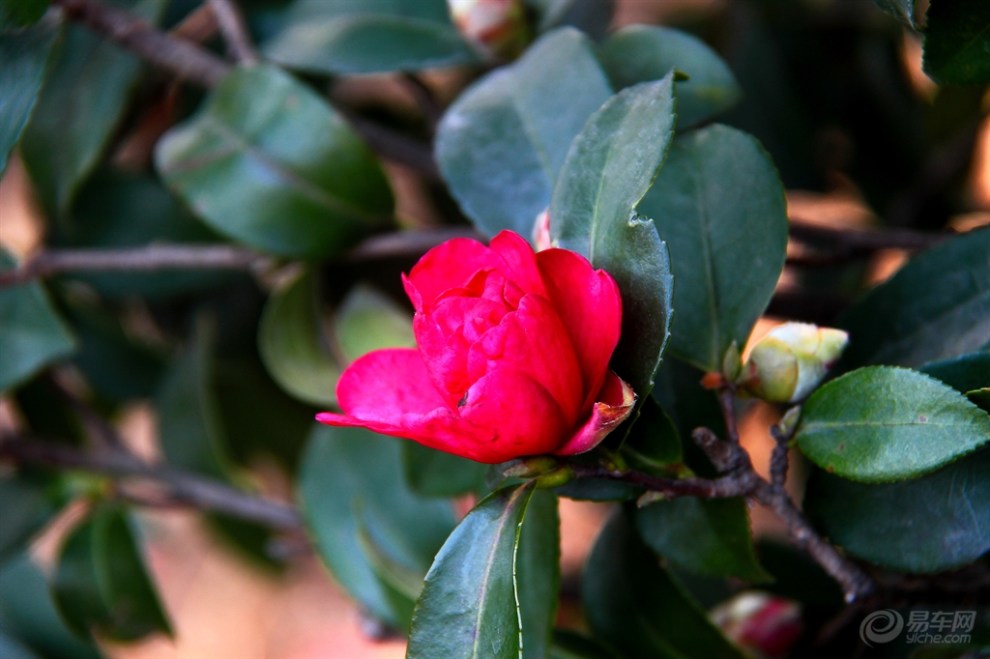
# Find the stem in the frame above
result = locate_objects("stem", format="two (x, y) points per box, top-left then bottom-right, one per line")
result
(51, 0), (232, 87)
(788, 218), (950, 252)
(207, 0), (258, 65)
(0, 437), (302, 532)
(568, 464), (753, 499)
(769, 425), (791, 489)
(0, 244), (271, 289)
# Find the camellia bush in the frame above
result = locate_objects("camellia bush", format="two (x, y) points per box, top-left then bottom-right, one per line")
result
(1, 0), (989, 657)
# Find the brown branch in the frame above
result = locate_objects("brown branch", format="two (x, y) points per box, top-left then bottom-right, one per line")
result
(51, 0), (232, 87)
(207, 0), (258, 65)
(0, 244), (272, 289)
(788, 218), (950, 252)
(769, 425), (791, 489)
(343, 227), (483, 262)
(0, 437), (302, 532)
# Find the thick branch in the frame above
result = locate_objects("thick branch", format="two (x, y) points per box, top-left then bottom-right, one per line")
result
(0, 438), (302, 532)
(51, 0), (231, 87)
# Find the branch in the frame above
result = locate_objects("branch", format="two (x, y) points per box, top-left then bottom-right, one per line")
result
(0, 244), (272, 289)
(207, 0), (258, 65)
(788, 218), (951, 252)
(50, 0), (231, 87)
(0, 437), (302, 532)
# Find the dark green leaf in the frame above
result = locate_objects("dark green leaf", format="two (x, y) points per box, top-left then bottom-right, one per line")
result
(402, 443), (489, 498)
(258, 269), (340, 407)
(0, 631), (38, 659)
(583, 510), (744, 659)
(555, 477), (640, 502)
(21, 0), (163, 214)
(923, 0), (990, 85)
(0, 554), (100, 659)
(839, 228), (990, 368)
(0, 471), (58, 564)
(795, 366), (990, 483)
(620, 396), (683, 472)
(754, 540), (843, 608)
(528, 0), (615, 40)
(437, 28), (612, 237)
(551, 77), (676, 396)
(968, 387), (990, 412)
(408, 484), (559, 659)
(263, 0), (477, 75)
(0, 249), (75, 393)
(0, 17), (58, 176)
(298, 425), (455, 629)
(639, 124), (788, 372)
(600, 25), (741, 127)
(335, 284), (414, 362)
(651, 357), (727, 446)
(52, 505), (172, 641)
(0, 0), (49, 28)
(920, 351), (990, 408)
(636, 497), (769, 581)
(807, 448), (990, 573)
(156, 64), (393, 258)
(550, 630), (620, 659)
(872, 0), (917, 26)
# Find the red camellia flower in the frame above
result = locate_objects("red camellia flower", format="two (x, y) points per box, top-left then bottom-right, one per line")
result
(316, 230), (635, 464)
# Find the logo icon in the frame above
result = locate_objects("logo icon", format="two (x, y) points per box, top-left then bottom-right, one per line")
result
(860, 610), (905, 647)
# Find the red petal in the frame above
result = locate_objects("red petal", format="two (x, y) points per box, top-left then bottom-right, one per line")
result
(458, 367), (570, 463)
(489, 230), (547, 298)
(403, 238), (502, 312)
(536, 248), (622, 404)
(467, 293), (584, 421)
(554, 371), (636, 455)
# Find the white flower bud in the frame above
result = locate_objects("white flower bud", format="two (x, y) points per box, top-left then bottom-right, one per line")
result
(739, 322), (849, 403)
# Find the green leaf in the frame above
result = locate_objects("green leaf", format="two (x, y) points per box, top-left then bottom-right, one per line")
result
(0, 0), (49, 28)
(52, 505), (172, 641)
(638, 124), (788, 372)
(550, 630), (620, 659)
(923, 0), (990, 85)
(583, 510), (744, 659)
(0, 249), (75, 394)
(262, 0), (477, 75)
(0, 631), (38, 659)
(298, 425), (456, 629)
(21, 0), (163, 215)
(408, 485), (559, 659)
(156, 64), (393, 259)
(795, 366), (990, 483)
(551, 77), (677, 397)
(0, 554), (100, 659)
(0, 471), (58, 565)
(620, 396), (683, 471)
(920, 352), (990, 395)
(258, 269), (340, 407)
(0, 17), (58, 176)
(529, 0), (615, 40)
(402, 443), (489, 498)
(651, 357), (727, 447)
(806, 448), (990, 573)
(838, 228), (990, 368)
(600, 25), (741, 128)
(335, 284), (414, 362)
(437, 28), (612, 237)
(635, 497), (770, 582)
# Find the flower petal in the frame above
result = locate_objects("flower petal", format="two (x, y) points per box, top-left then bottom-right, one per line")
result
(489, 230), (547, 298)
(458, 367), (570, 463)
(554, 371), (636, 455)
(536, 248), (622, 403)
(402, 237), (502, 311)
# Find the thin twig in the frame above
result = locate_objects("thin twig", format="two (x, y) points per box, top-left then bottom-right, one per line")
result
(717, 388), (741, 444)
(788, 218), (950, 252)
(0, 244), (271, 289)
(0, 437), (302, 532)
(400, 73), (444, 132)
(51, 0), (232, 87)
(568, 464), (752, 499)
(343, 227), (482, 262)
(207, 0), (258, 65)
(769, 425), (791, 489)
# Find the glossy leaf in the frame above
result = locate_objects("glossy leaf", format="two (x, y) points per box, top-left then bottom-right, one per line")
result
(600, 25), (741, 127)
(838, 228), (990, 368)
(551, 77), (676, 397)
(0, 0), (49, 28)
(0, 471), (58, 564)
(636, 497), (770, 581)
(408, 485), (559, 659)
(923, 0), (990, 85)
(795, 366), (990, 483)
(258, 269), (340, 407)
(335, 284), (414, 362)
(156, 64), (393, 258)
(263, 0), (477, 75)
(583, 510), (744, 659)
(0, 554), (100, 659)
(52, 506), (172, 641)
(807, 448), (990, 573)
(0, 249), (75, 394)
(0, 17), (58, 176)
(619, 396), (683, 471)
(402, 443), (489, 498)
(437, 28), (612, 238)
(638, 124), (788, 372)
(920, 352), (990, 396)
(298, 425), (455, 629)
(21, 0), (163, 214)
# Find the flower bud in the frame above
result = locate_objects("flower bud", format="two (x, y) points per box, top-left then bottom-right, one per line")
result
(448, 0), (528, 58)
(739, 322), (848, 403)
(711, 592), (802, 659)
(532, 208), (552, 251)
